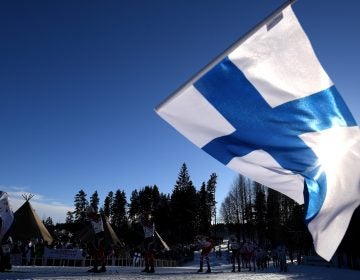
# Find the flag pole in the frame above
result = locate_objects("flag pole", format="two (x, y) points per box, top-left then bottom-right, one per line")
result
(156, 0), (297, 110)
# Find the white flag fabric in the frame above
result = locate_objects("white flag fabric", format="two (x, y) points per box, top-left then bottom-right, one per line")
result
(156, 5), (360, 261)
(0, 191), (14, 243)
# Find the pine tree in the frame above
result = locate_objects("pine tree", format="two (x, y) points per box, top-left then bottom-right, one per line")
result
(65, 211), (74, 224)
(170, 163), (199, 243)
(151, 185), (161, 212)
(266, 188), (282, 246)
(285, 203), (312, 256)
(152, 193), (171, 241)
(90, 190), (100, 213)
(254, 182), (266, 246)
(138, 186), (155, 213)
(129, 189), (140, 220)
(112, 189), (127, 229)
(74, 189), (89, 223)
(128, 185), (160, 218)
(103, 191), (114, 220)
(197, 182), (209, 235)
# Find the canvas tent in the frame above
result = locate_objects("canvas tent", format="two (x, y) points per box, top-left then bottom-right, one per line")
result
(12, 195), (53, 244)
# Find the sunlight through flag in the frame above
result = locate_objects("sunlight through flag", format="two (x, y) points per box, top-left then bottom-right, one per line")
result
(155, 0), (360, 261)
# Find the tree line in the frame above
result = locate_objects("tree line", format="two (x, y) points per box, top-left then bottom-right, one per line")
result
(44, 163), (359, 269)
(56, 163), (217, 248)
(219, 174), (360, 269)
(220, 174), (313, 253)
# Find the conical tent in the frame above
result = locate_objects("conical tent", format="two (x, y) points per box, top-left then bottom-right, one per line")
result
(12, 196), (53, 244)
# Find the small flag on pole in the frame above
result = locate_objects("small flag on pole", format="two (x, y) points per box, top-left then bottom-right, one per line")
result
(156, 0), (360, 261)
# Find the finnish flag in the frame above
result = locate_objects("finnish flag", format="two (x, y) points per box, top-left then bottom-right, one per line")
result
(156, 3), (360, 261)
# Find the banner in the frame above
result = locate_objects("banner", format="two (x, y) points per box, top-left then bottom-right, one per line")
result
(43, 248), (85, 260)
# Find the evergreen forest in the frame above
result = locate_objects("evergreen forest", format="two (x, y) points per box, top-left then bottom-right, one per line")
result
(42, 162), (359, 268)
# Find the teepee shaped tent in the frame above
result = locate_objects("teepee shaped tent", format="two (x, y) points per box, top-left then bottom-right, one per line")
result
(12, 194), (53, 244)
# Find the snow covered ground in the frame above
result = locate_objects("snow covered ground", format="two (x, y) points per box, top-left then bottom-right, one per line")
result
(0, 262), (359, 280)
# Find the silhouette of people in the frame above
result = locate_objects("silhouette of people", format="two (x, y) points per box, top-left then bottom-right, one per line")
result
(228, 235), (241, 272)
(277, 243), (288, 272)
(141, 212), (155, 273)
(196, 235), (214, 273)
(86, 206), (106, 273)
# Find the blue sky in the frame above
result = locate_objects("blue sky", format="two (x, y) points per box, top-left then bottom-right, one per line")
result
(1, 0), (359, 223)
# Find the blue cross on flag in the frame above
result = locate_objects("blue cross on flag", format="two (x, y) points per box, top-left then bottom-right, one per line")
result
(156, 3), (360, 261)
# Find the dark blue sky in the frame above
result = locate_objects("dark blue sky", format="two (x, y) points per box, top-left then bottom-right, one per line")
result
(1, 0), (359, 222)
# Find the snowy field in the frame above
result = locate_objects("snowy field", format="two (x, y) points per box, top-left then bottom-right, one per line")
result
(0, 263), (359, 280)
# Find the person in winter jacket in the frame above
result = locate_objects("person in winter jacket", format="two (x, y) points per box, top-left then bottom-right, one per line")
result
(242, 241), (255, 271)
(228, 235), (241, 272)
(86, 206), (106, 273)
(277, 243), (288, 272)
(141, 212), (156, 273)
(196, 235), (214, 273)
